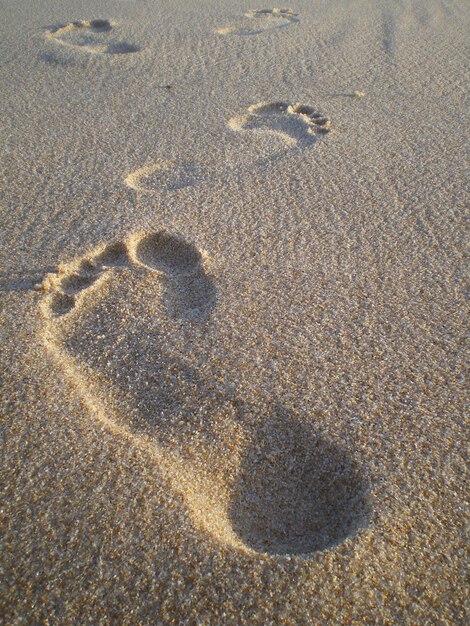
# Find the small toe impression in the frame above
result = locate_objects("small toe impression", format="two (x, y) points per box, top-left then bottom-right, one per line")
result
(94, 242), (130, 268)
(60, 273), (99, 294)
(228, 417), (371, 556)
(134, 232), (203, 275)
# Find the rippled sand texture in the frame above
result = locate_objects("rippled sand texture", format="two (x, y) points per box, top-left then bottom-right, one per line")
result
(1, 0), (468, 624)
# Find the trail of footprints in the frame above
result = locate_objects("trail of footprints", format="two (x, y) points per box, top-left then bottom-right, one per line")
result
(46, 19), (140, 55)
(216, 8), (299, 36)
(125, 103), (331, 192)
(38, 8), (368, 558)
(44, 6), (299, 58)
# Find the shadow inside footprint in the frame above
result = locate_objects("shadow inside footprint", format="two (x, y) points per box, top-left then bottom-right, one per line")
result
(87, 19), (112, 32)
(59, 273), (99, 294)
(49, 292), (75, 316)
(106, 42), (140, 55)
(94, 241), (130, 267)
(228, 414), (371, 556)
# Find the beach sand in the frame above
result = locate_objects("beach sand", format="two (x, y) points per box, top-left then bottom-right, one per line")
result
(1, 0), (468, 623)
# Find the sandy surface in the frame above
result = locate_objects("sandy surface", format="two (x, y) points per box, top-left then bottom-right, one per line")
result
(1, 0), (468, 623)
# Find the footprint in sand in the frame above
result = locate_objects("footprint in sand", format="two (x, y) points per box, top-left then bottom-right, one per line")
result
(216, 8), (299, 36)
(45, 19), (140, 55)
(229, 101), (331, 147)
(124, 161), (203, 193)
(38, 232), (370, 557)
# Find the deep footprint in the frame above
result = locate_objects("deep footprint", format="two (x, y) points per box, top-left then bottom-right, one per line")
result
(39, 236), (371, 558)
(216, 8), (299, 36)
(39, 232), (215, 321)
(46, 19), (140, 55)
(228, 101), (331, 155)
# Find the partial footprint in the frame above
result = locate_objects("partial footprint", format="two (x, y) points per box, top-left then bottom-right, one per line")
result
(228, 101), (331, 160)
(124, 104), (329, 191)
(124, 161), (203, 193)
(216, 8), (299, 36)
(38, 233), (215, 321)
(45, 19), (140, 55)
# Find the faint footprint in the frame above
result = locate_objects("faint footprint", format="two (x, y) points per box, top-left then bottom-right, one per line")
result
(216, 8), (299, 36)
(45, 19), (140, 55)
(125, 104), (329, 191)
(124, 161), (204, 193)
(228, 101), (331, 163)
(39, 233), (215, 321)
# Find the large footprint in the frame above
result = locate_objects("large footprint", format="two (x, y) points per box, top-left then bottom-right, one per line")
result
(216, 8), (299, 36)
(45, 19), (140, 55)
(38, 232), (370, 557)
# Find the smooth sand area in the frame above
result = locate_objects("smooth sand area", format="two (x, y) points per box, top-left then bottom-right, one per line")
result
(1, 0), (468, 623)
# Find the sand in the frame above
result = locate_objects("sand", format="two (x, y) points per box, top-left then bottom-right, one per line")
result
(1, 0), (468, 623)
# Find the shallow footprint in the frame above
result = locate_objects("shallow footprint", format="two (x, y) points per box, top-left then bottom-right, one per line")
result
(45, 19), (140, 55)
(124, 161), (203, 193)
(228, 101), (331, 160)
(39, 232), (215, 321)
(216, 8), (299, 36)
